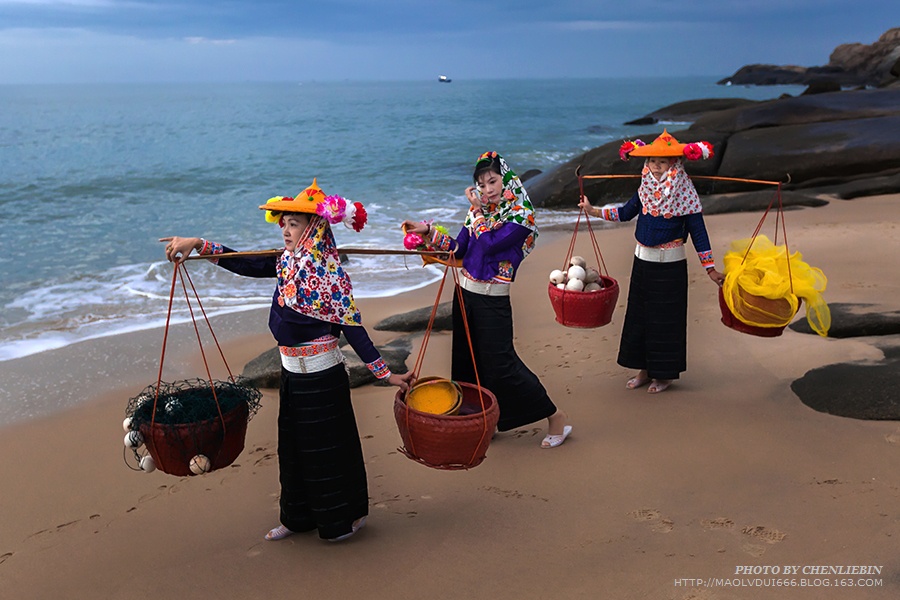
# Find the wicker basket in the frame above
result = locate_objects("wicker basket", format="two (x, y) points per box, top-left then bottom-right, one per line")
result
(140, 401), (250, 476)
(547, 276), (619, 328)
(394, 381), (499, 470)
(718, 286), (798, 338)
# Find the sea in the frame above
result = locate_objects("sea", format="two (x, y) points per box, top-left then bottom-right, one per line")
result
(0, 78), (804, 363)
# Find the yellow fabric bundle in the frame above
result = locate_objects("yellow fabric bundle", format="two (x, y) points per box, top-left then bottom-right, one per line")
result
(722, 235), (830, 337)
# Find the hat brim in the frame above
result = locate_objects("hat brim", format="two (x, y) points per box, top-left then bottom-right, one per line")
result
(258, 201), (319, 215)
(629, 145), (685, 157)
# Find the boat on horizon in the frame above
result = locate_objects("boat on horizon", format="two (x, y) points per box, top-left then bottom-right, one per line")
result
(438, 75), (452, 83)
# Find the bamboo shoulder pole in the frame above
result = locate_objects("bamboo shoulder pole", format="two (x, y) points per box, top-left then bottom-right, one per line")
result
(181, 247), (451, 261)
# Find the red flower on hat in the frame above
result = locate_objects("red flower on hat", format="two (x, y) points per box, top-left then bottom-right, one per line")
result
(351, 202), (367, 232)
(618, 139), (646, 161)
(683, 143), (703, 161)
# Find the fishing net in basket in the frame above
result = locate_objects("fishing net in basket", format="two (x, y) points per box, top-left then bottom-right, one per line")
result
(125, 378), (261, 476)
(123, 262), (262, 476)
(394, 256), (499, 470)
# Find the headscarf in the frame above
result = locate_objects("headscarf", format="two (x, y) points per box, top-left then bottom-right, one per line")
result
(464, 152), (539, 256)
(637, 158), (703, 219)
(275, 215), (362, 326)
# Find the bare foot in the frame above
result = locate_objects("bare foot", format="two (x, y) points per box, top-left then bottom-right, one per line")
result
(626, 370), (651, 390)
(648, 379), (673, 394)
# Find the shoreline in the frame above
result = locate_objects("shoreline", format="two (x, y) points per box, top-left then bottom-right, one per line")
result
(2, 195), (898, 599)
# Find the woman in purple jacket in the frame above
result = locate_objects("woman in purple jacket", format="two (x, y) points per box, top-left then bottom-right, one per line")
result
(402, 152), (571, 449)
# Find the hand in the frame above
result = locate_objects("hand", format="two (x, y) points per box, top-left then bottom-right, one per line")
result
(707, 268), (726, 287)
(465, 186), (483, 211)
(578, 194), (595, 215)
(401, 220), (428, 236)
(160, 236), (201, 263)
(388, 371), (416, 393)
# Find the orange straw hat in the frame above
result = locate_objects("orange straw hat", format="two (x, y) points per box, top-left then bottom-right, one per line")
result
(259, 178), (328, 220)
(259, 178), (368, 231)
(620, 129), (714, 161)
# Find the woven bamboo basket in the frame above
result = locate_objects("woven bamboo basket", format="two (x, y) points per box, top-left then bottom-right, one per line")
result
(547, 275), (619, 328)
(718, 286), (799, 338)
(140, 399), (250, 477)
(394, 381), (499, 470)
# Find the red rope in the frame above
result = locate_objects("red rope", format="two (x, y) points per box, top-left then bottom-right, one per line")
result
(176, 263), (227, 433)
(403, 250), (491, 468)
(150, 262), (232, 471)
(450, 266), (490, 467)
(739, 183), (794, 295)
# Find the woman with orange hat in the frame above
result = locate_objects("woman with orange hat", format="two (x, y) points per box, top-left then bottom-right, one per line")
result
(161, 179), (413, 543)
(579, 131), (726, 394)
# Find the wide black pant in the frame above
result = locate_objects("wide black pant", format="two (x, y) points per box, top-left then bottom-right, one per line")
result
(277, 364), (368, 540)
(617, 257), (688, 380)
(451, 287), (557, 431)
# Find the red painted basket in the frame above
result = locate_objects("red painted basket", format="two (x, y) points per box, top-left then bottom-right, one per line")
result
(394, 381), (499, 470)
(547, 276), (619, 329)
(140, 400), (250, 477)
(717, 286), (799, 338)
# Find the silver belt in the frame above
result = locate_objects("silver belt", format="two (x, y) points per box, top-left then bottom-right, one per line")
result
(458, 275), (511, 296)
(280, 346), (344, 374)
(634, 243), (686, 263)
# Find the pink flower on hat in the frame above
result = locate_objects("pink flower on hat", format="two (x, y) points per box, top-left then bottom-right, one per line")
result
(316, 195), (348, 224)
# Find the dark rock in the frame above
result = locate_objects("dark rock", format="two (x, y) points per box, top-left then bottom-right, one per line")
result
(801, 79), (843, 95)
(626, 98), (761, 126)
(240, 336), (413, 389)
(241, 347), (281, 389)
(798, 169), (900, 199)
(374, 301), (452, 332)
(343, 337), (412, 388)
(791, 343), (900, 421)
(519, 169), (542, 183)
(715, 114), (900, 183)
(528, 87), (900, 208)
(719, 28), (900, 88)
(718, 64), (810, 86)
(789, 303), (900, 338)
(701, 190), (828, 215)
(690, 89), (900, 133)
(623, 116), (658, 126)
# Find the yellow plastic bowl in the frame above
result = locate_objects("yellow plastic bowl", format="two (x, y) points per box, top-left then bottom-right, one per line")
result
(406, 377), (463, 416)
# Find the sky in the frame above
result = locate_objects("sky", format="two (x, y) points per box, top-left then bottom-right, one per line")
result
(0, 0), (896, 83)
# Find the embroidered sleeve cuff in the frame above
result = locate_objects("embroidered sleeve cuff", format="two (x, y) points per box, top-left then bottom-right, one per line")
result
(471, 213), (490, 237)
(431, 228), (453, 252)
(698, 250), (715, 270)
(367, 357), (392, 380)
(199, 239), (224, 264)
(600, 206), (621, 222)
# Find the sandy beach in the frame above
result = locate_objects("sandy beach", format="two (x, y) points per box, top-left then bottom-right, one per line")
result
(1, 194), (898, 599)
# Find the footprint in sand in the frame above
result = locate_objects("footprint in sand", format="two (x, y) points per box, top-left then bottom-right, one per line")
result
(1, 552), (13, 565)
(628, 508), (674, 532)
(741, 525), (786, 544)
(629, 508), (660, 521)
(885, 430), (900, 445)
(507, 428), (542, 439)
(742, 542), (767, 557)
(701, 517), (735, 530)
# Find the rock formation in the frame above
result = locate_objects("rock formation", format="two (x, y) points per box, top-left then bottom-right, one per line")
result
(718, 27), (900, 88)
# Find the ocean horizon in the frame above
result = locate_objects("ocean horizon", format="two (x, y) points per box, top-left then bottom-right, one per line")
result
(0, 77), (805, 363)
